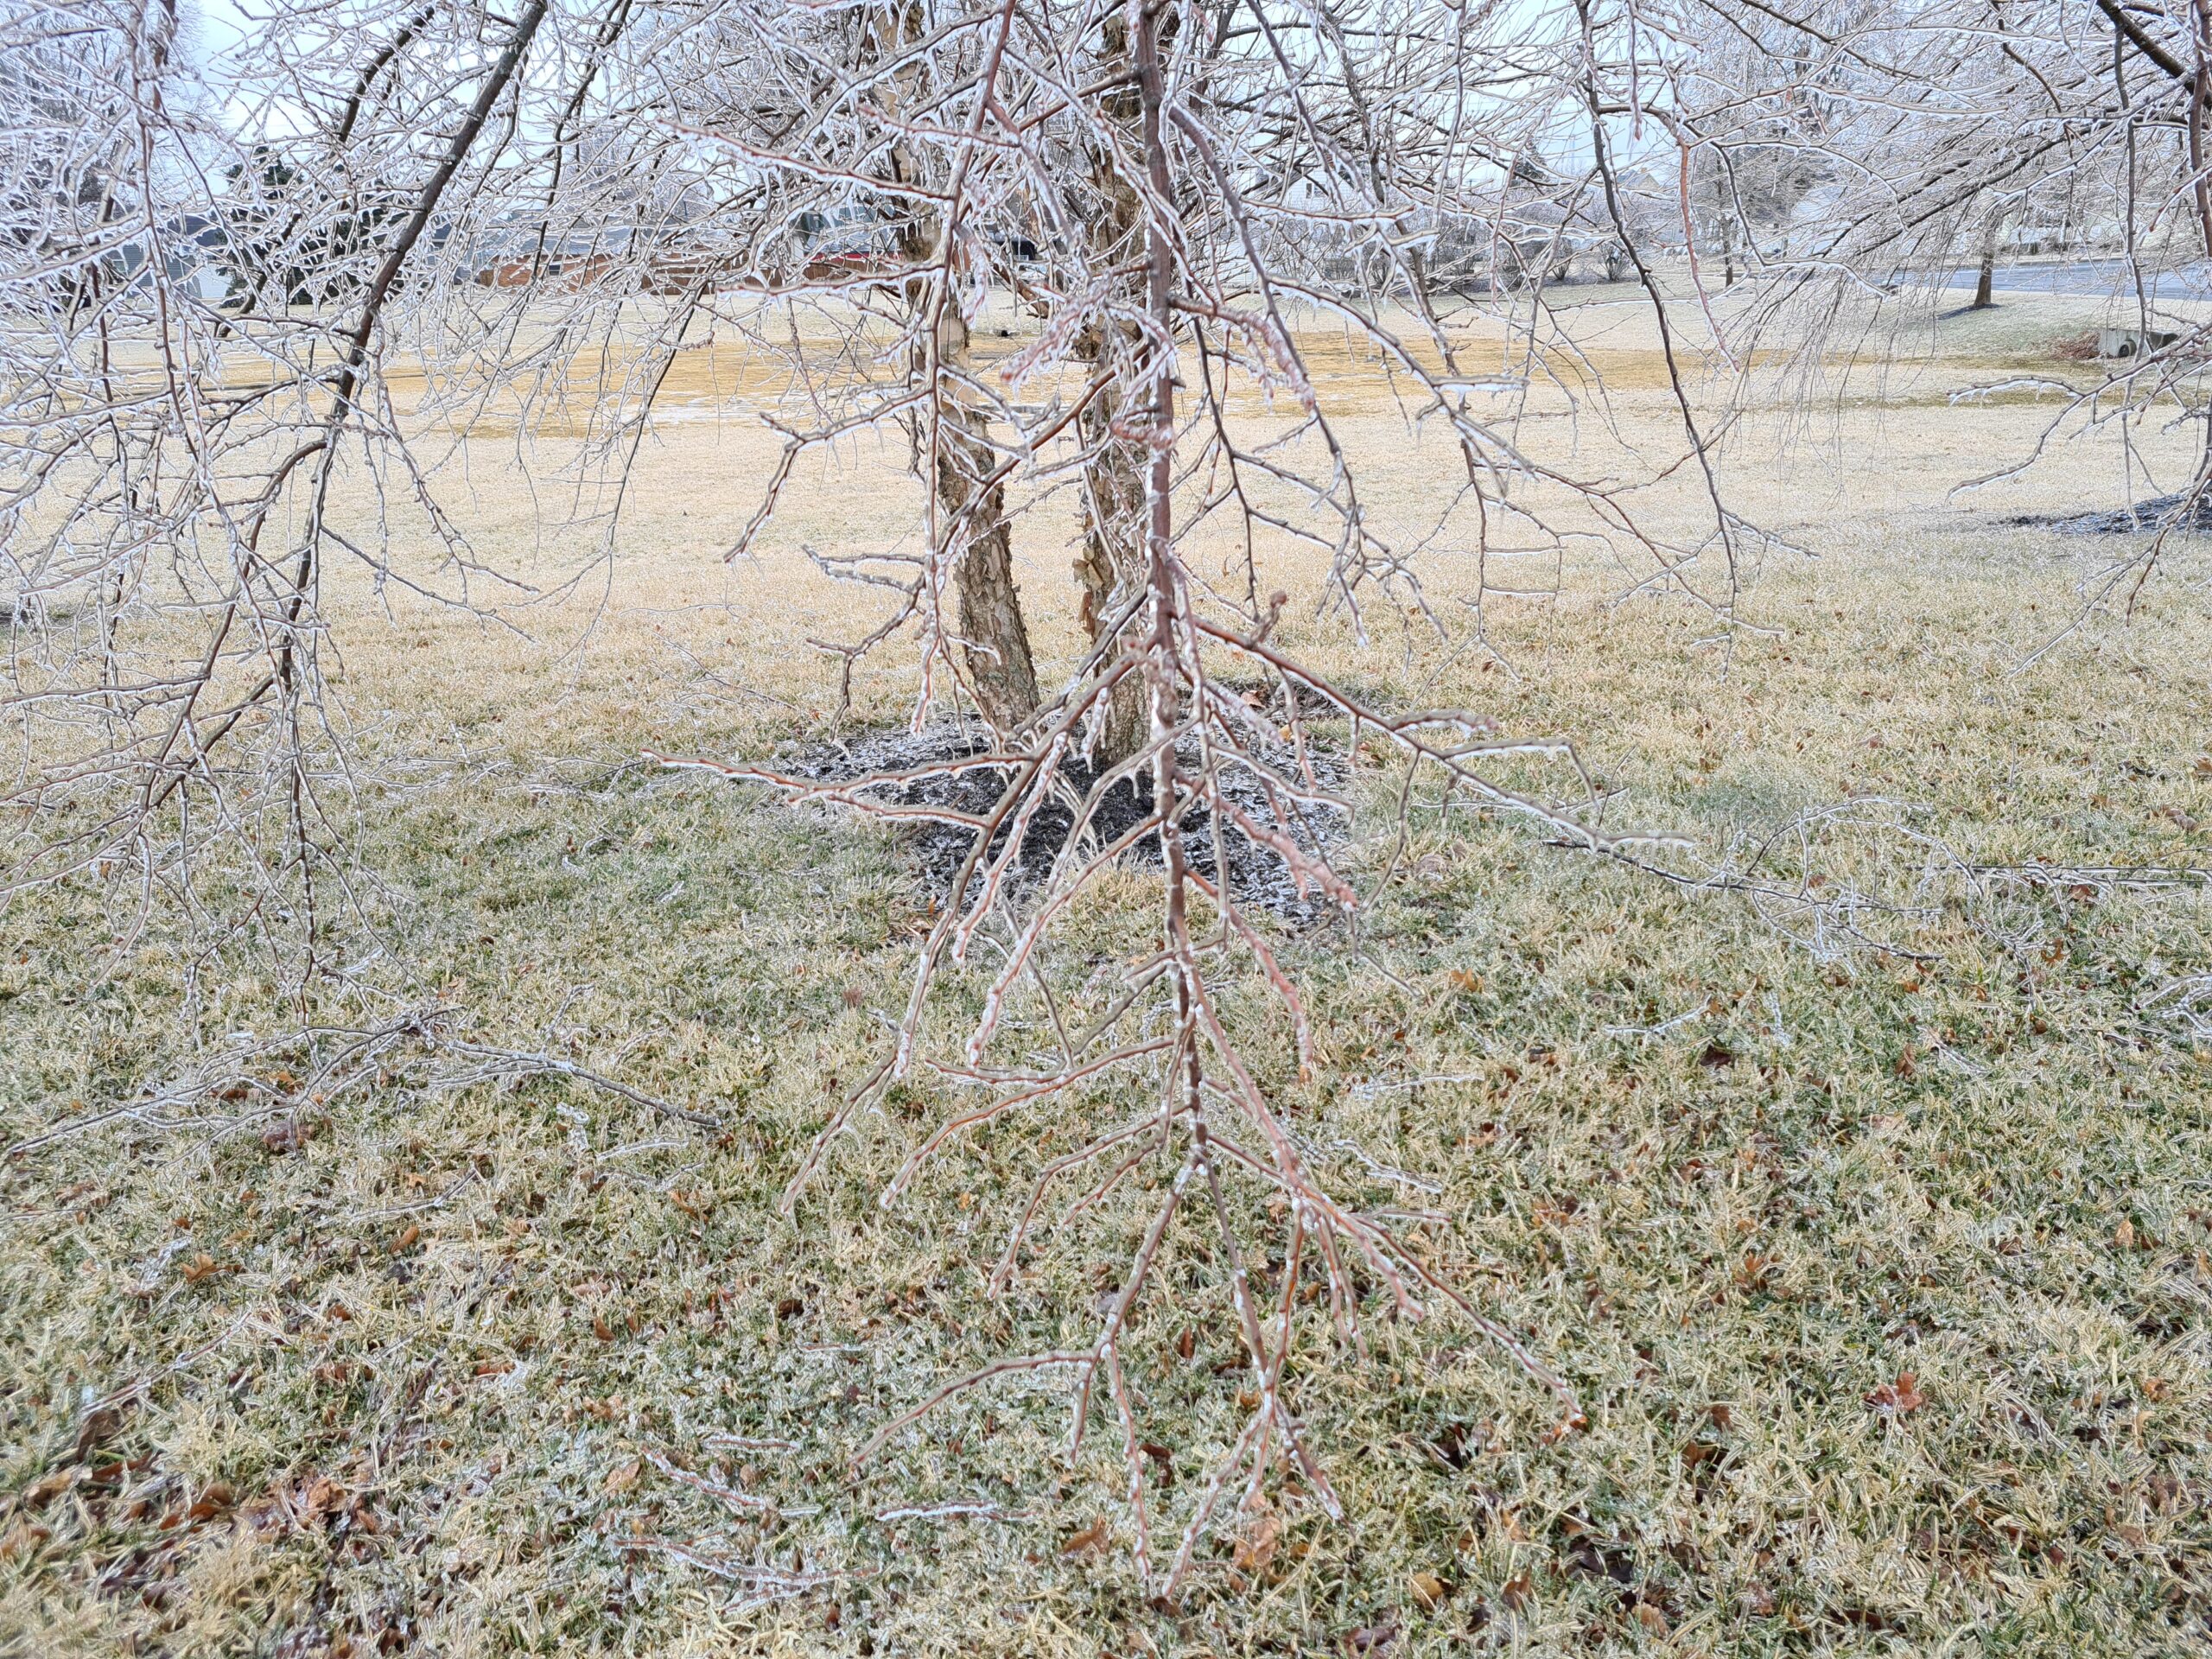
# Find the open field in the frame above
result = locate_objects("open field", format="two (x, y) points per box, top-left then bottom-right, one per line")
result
(4, 289), (2211, 1656)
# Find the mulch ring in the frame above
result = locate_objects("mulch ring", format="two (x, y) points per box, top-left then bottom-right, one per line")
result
(773, 701), (1352, 923)
(2011, 491), (2212, 535)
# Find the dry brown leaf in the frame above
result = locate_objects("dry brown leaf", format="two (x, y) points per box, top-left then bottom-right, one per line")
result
(603, 1459), (640, 1494)
(1060, 1517), (1110, 1560)
(1633, 1601), (1670, 1636)
(1501, 1571), (1533, 1612)
(390, 1224), (419, 1254)
(1411, 1569), (1450, 1611)
(1232, 1509), (1281, 1572)
(260, 1119), (308, 1153)
(302, 1475), (346, 1516)
(1865, 1371), (1926, 1414)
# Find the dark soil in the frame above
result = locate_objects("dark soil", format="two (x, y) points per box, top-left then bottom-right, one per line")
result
(2012, 492), (2212, 535)
(779, 712), (1351, 923)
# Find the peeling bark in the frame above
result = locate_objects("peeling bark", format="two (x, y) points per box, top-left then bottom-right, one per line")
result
(1071, 14), (1147, 764)
(937, 312), (1040, 733)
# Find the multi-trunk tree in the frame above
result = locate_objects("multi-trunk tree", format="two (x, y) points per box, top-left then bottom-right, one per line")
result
(11, 0), (2206, 1588)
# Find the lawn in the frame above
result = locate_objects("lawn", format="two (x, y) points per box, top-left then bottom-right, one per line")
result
(3, 289), (2209, 1656)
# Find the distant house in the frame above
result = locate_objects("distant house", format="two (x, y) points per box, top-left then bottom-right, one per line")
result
(32, 212), (235, 308)
(462, 224), (639, 288)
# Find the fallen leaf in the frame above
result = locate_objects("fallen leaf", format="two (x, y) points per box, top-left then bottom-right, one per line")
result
(186, 1482), (235, 1522)
(2114, 1217), (2136, 1250)
(1865, 1371), (1926, 1415)
(1500, 1572), (1533, 1613)
(1732, 1253), (1775, 1290)
(1411, 1570), (1450, 1611)
(1232, 1509), (1281, 1572)
(390, 1224), (419, 1254)
(1448, 969), (1485, 993)
(1060, 1518), (1110, 1560)
(603, 1459), (639, 1495)
(1633, 1601), (1670, 1636)
(302, 1475), (346, 1516)
(1141, 1441), (1175, 1485)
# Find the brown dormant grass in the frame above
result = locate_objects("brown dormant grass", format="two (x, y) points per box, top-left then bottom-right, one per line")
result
(3, 289), (2209, 1656)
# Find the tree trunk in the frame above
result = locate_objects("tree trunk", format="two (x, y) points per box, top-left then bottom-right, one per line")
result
(934, 329), (1041, 733)
(1074, 375), (1147, 763)
(1972, 236), (1996, 309)
(874, 0), (1039, 735)
(1071, 14), (1148, 766)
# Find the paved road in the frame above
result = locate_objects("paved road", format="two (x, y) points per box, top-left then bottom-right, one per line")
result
(1941, 258), (2212, 299)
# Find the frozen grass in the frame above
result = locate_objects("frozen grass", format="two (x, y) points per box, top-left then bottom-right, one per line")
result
(3, 296), (2211, 1656)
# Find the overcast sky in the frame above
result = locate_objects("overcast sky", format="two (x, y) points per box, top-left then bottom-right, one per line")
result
(185, 0), (248, 66)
